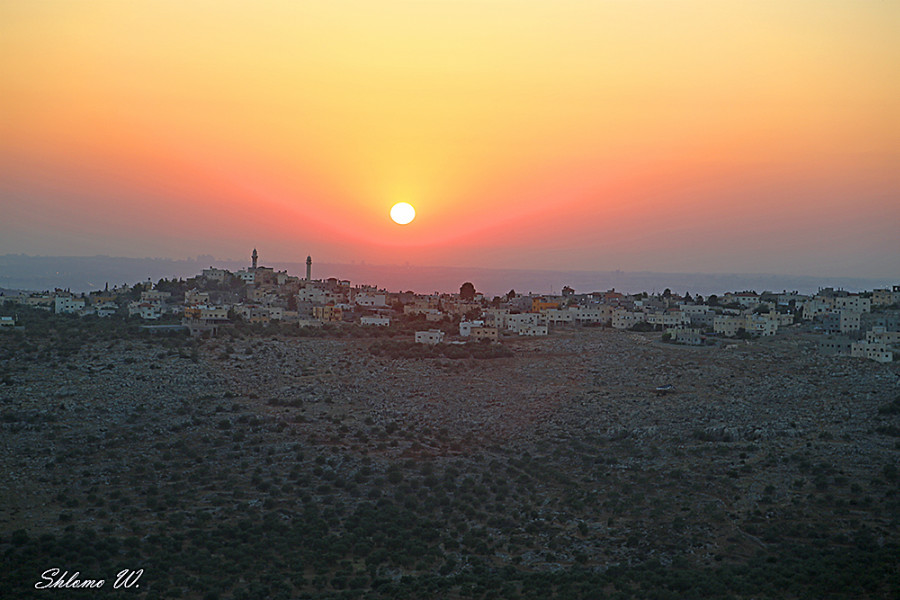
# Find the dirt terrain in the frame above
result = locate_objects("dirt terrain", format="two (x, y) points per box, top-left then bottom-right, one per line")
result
(1, 326), (898, 598)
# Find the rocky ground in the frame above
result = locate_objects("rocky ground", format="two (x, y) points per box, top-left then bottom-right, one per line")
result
(1, 326), (898, 598)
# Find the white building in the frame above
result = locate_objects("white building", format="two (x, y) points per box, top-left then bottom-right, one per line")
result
(54, 296), (86, 314)
(713, 315), (744, 337)
(200, 307), (229, 321)
(519, 324), (549, 336)
(354, 292), (388, 307)
(542, 308), (576, 324)
(667, 327), (703, 345)
(872, 288), (900, 307)
(296, 287), (332, 304)
(185, 289), (211, 305)
(95, 302), (119, 318)
(235, 270), (256, 284)
(851, 340), (893, 363)
(867, 326), (900, 346)
(404, 298), (438, 315)
(415, 329), (445, 345)
(833, 295), (871, 313)
(839, 311), (861, 334)
(202, 268), (229, 283)
(573, 306), (614, 324)
(141, 290), (171, 303)
(276, 272), (298, 286)
(506, 312), (546, 334)
(802, 298), (832, 320)
(361, 316), (391, 326)
(727, 292), (760, 308)
(483, 308), (510, 329)
(776, 292), (807, 306)
(128, 302), (162, 320)
(24, 296), (54, 310)
(612, 309), (646, 330)
(714, 313), (780, 337)
(678, 304), (710, 316)
(764, 311), (795, 327)
(743, 314), (778, 337)
(646, 311), (691, 328)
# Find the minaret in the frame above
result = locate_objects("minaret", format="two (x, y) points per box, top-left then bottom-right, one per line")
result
(306, 255), (312, 281)
(251, 248), (258, 270)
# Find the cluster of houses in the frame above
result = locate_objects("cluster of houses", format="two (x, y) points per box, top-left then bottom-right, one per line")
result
(807, 287), (900, 364)
(2, 250), (898, 363)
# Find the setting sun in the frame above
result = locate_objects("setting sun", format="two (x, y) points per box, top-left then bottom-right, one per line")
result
(390, 202), (416, 225)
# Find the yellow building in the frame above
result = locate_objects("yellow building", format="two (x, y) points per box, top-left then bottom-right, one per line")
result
(312, 305), (342, 322)
(531, 298), (559, 312)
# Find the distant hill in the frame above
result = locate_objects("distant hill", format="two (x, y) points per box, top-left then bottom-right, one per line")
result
(0, 254), (895, 297)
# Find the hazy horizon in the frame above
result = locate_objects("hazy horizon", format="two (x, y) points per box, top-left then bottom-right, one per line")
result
(1, 253), (895, 298)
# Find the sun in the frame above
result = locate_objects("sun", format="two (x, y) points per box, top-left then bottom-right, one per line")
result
(390, 202), (416, 225)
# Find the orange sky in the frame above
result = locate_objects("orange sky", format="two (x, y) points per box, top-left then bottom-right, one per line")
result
(2, 1), (898, 278)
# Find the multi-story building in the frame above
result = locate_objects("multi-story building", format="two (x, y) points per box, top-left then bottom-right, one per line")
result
(818, 335), (852, 356)
(542, 308), (575, 324)
(54, 296), (86, 314)
(840, 311), (861, 334)
(866, 326), (900, 346)
(573, 306), (614, 324)
(743, 314), (778, 337)
(312, 305), (342, 322)
(713, 315), (744, 337)
(95, 302), (119, 318)
(183, 290), (210, 306)
(470, 326), (499, 342)
(354, 292), (388, 307)
(141, 290), (171, 304)
(22, 296), (53, 310)
(802, 297), (833, 320)
(833, 295), (871, 313)
(128, 302), (161, 320)
(646, 311), (691, 328)
(861, 311), (900, 333)
(507, 312), (546, 333)
(483, 308), (510, 329)
(689, 312), (716, 329)
(851, 340), (893, 363)
(667, 327), (703, 345)
(872, 288), (900, 307)
(519, 324), (549, 336)
(723, 291), (760, 307)
(202, 267), (229, 283)
(612, 309), (646, 330)
(235, 270), (256, 284)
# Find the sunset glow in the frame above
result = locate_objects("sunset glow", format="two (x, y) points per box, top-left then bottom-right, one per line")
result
(1, 1), (898, 278)
(390, 203), (416, 226)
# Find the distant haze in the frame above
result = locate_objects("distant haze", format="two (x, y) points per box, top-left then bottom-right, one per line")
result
(0, 254), (894, 298)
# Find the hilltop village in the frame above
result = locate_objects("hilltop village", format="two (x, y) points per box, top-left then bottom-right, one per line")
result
(2, 249), (899, 363)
